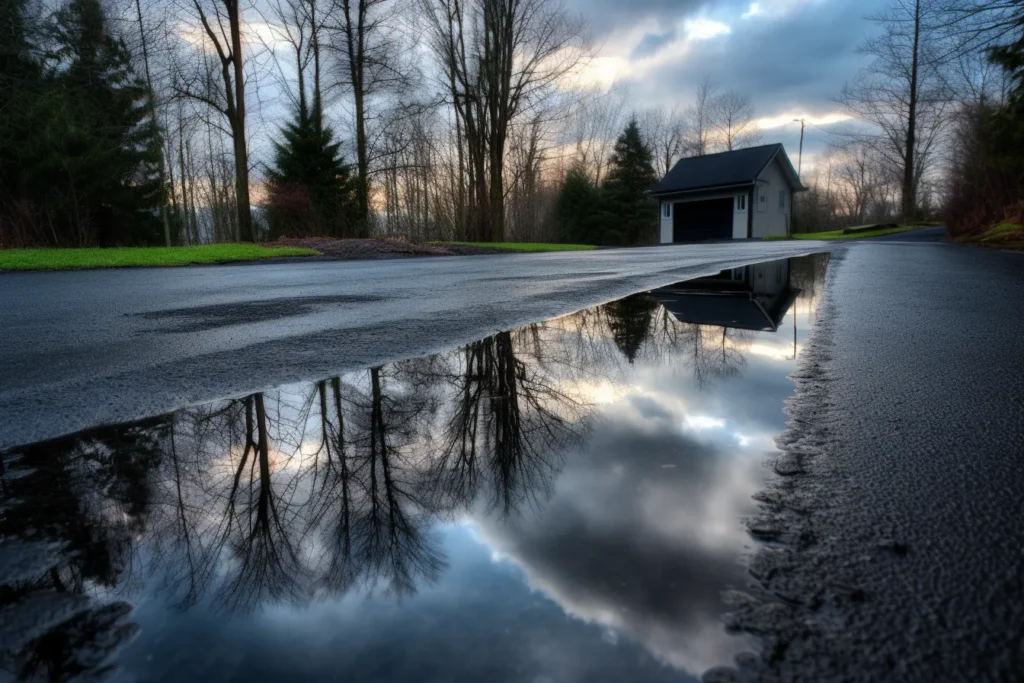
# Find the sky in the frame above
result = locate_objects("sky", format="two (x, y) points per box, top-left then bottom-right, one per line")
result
(563, 0), (891, 172)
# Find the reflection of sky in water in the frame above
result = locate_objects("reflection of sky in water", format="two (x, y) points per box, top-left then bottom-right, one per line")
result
(0, 255), (828, 683)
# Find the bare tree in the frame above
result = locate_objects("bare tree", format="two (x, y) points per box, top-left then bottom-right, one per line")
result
(683, 76), (718, 156)
(266, 0), (329, 117)
(833, 143), (885, 223)
(836, 0), (950, 220)
(713, 90), (760, 151)
(640, 105), (685, 175)
(935, 0), (1024, 57)
(129, 0), (173, 245)
(178, 0), (255, 240)
(567, 86), (628, 183)
(421, 0), (587, 241)
(327, 0), (410, 235)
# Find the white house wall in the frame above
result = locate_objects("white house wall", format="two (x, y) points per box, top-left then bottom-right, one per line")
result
(660, 203), (673, 243)
(659, 191), (750, 243)
(752, 158), (791, 238)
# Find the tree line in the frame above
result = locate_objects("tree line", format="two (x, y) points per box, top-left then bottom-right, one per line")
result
(1, 0), (1019, 248)
(0, 0), (768, 248)
(792, 0), (1024, 235)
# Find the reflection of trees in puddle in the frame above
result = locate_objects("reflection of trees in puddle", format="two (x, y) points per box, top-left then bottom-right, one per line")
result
(0, 256), (831, 677)
(0, 421), (163, 680)
(595, 292), (755, 388)
(426, 329), (585, 518)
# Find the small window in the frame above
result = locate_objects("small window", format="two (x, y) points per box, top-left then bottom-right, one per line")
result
(736, 195), (746, 211)
(662, 203), (671, 218)
(758, 191), (767, 212)
(779, 191), (786, 211)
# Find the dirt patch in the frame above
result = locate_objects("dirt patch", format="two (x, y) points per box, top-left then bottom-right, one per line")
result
(268, 237), (512, 259)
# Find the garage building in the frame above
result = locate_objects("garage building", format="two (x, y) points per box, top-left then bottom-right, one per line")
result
(651, 144), (806, 243)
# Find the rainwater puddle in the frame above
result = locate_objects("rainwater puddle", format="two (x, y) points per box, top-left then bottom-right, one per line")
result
(0, 254), (828, 682)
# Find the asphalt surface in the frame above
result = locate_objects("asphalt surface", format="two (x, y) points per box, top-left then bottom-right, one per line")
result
(862, 225), (947, 242)
(0, 241), (825, 450)
(717, 241), (1024, 682)
(5, 232), (1023, 682)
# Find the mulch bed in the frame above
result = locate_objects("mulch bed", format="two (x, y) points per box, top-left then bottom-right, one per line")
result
(268, 237), (511, 259)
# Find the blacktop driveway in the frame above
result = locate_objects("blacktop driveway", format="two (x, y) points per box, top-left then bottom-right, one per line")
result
(0, 241), (826, 450)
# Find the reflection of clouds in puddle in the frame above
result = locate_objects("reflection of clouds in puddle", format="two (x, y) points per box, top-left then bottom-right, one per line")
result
(468, 391), (767, 676)
(743, 341), (800, 360)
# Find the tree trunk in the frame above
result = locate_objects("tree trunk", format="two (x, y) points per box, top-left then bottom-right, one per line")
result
(228, 0), (252, 241)
(902, 0), (920, 221)
(134, 0), (171, 246)
(342, 0), (370, 236)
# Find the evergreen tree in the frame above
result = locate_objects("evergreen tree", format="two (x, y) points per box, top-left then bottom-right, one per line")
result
(0, 0), (41, 245)
(602, 118), (659, 245)
(2, 0), (164, 246)
(267, 102), (356, 238)
(554, 165), (604, 244)
(603, 294), (657, 364)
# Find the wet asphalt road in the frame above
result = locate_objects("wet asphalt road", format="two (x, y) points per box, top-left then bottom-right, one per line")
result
(1, 233), (1023, 680)
(863, 225), (947, 242)
(723, 241), (1024, 682)
(0, 241), (824, 450)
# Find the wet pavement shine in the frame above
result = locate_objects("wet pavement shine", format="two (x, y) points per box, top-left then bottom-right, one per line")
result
(0, 255), (828, 682)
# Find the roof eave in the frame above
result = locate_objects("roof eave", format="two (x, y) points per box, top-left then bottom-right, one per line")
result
(650, 181), (756, 197)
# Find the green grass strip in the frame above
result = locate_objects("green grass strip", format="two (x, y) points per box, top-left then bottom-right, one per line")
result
(0, 244), (319, 271)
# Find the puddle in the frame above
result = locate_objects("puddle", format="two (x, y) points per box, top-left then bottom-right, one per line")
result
(0, 255), (828, 683)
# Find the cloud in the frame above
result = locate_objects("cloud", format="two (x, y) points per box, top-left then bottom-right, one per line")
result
(473, 405), (771, 676)
(566, 0), (706, 39)
(631, 29), (679, 59)
(757, 112), (855, 130)
(684, 18), (731, 40)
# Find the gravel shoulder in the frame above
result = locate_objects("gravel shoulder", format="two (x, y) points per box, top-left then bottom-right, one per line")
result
(715, 243), (1024, 682)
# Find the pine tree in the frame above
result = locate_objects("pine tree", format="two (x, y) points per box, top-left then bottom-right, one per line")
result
(267, 102), (356, 238)
(554, 165), (604, 244)
(4, 0), (164, 246)
(0, 0), (41, 245)
(603, 294), (657, 364)
(602, 118), (659, 245)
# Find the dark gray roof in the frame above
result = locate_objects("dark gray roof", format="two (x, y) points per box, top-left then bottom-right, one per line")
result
(651, 143), (795, 196)
(658, 294), (778, 331)
(651, 289), (800, 332)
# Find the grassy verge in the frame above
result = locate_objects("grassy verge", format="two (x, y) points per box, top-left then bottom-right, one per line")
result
(0, 244), (320, 271)
(764, 225), (923, 241)
(436, 241), (597, 252)
(952, 222), (1024, 250)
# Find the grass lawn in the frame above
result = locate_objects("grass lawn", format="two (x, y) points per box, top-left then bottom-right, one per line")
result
(0, 244), (320, 271)
(436, 241), (597, 252)
(764, 225), (924, 241)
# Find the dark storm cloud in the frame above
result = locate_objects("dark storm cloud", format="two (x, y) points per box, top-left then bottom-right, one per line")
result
(632, 0), (882, 112)
(631, 28), (679, 59)
(614, 0), (890, 163)
(567, 0), (706, 37)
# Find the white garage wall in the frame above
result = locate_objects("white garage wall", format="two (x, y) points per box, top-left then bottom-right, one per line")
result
(752, 158), (791, 238)
(659, 191), (750, 243)
(660, 201), (673, 243)
(732, 193), (748, 239)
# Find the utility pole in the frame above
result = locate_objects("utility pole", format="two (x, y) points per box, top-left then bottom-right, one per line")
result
(793, 118), (805, 178)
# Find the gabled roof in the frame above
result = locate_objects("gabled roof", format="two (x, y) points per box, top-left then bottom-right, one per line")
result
(651, 288), (801, 332)
(651, 143), (804, 196)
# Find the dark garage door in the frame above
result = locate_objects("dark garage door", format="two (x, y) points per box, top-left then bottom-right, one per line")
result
(672, 198), (734, 242)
